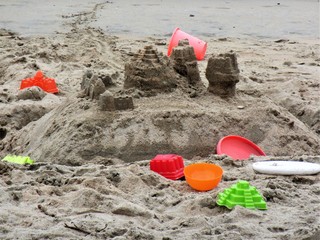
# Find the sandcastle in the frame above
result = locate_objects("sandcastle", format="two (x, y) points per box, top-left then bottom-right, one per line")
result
(81, 71), (134, 111)
(170, 40), (201, 86)
(124, 46), (178, 92)
(82, 47), (240, 111)
(206, 52), (240, 97)
(81, 70), (107, 100)
(99, 91), (134, 111)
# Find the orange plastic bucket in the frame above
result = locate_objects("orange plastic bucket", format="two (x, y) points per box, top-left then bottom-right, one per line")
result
(167, 28), (207, 60)
(184, 163), (223, 191)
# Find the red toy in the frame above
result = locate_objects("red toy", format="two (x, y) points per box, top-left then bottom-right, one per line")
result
(150, 154), (185, 180)
(217, 135), (266, 160)
(20, 71), (59, 94)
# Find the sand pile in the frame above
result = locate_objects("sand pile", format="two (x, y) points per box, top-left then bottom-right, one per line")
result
(0, 25), (319, 239)
(1, 28), (319, 165)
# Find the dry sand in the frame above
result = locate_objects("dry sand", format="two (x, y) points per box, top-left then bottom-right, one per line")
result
(0, 1), (320, 239)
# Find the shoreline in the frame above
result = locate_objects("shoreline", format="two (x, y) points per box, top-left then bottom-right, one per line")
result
(0, 0), (319, 39)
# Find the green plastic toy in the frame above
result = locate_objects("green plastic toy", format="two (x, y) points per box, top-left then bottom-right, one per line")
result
(2, 155), (34, 165)
(216, 180), (267, 210)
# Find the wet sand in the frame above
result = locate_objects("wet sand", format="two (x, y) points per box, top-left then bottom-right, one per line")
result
(0, 0), (319, 38)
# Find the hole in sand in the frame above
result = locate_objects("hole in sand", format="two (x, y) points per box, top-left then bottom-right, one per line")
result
(0, 128), (7, 140)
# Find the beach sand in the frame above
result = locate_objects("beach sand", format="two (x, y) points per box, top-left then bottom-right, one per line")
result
(0, 1), (319, 239)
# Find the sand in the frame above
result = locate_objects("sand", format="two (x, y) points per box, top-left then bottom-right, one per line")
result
(0, 1), (320, 239)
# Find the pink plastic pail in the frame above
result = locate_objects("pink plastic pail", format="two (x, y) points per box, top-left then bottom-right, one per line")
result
(167, 28), (207, 60)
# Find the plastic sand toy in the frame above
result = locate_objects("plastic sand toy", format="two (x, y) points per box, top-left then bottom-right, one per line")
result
(216, 135), (266, 160)
(216, 180), (267, 210)
(150, 154), (184, 180)
(167, 28), (207, 60)
(184, 163), (223, 191)
(20, 70), (59, 93)
(252, 160), (320, 175)
(2, 155), (34, 165)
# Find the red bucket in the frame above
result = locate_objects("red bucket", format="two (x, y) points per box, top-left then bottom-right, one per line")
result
(168, 28), (207, 60)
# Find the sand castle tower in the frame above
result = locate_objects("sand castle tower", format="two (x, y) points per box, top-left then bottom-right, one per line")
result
(170, 40), (201, 86)
(81, 71), (107, 100)
(206, 52), (240, 97)
(124, 46), (178, 92)
(81, 71), (134, 111)
(99, 91), (134, 111)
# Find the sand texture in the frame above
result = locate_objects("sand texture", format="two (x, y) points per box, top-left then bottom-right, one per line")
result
(0, 1), (320, 239)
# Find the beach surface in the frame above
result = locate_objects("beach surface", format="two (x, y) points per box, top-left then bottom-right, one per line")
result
(0, 1), (319, 239)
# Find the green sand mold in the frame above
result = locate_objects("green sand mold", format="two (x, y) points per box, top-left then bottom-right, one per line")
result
(217, 180), (267, 210)
(2, 155), (34, 165)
